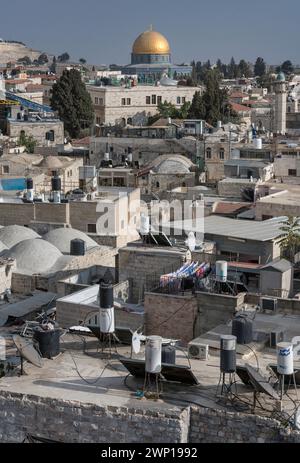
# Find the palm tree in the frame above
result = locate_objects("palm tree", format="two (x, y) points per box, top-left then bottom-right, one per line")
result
(276, 216), (300, 263)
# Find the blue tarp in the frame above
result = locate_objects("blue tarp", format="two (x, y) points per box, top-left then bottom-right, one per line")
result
(0, 178), (26, 191)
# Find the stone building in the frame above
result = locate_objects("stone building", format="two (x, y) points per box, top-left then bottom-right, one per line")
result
(7, 118), (64, 147)
(87, 84), (199, 127)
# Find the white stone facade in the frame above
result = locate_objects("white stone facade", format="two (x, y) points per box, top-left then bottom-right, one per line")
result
(87, 85), (199, 126)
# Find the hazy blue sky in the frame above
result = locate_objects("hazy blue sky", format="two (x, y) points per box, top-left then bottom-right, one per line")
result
(1, 0), (299, 65)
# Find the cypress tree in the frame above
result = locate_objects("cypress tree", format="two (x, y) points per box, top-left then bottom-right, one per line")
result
(51, 69), (94, 138)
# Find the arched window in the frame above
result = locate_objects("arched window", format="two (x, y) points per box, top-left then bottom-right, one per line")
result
(156, 182), (160, 188)
(127, 117), (133, 125)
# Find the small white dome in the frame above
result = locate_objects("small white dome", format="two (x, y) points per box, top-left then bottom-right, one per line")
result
(43, 228), (99, 254)
(0, 225), (40, 249)
(6, 238), (62, 274)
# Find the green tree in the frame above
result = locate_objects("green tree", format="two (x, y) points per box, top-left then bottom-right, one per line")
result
(79, 58), (87, 65)
(188, 70), (238, 125)
(50, 56), (57, 73)
(278, 60), (294, 76)
(276, 216), (300, 262)
(257, 72), (275, 91)
(18, 133), (37, 153)
(228, 57), (238, 79)
(50, 69), (94, 138)
(57, 52), (70, 63)
(238, 59), (252, 78)
(37, 53), (49, 65)
(188, 91), (206, 119)
(254, 57), (266, 77)
(17, 56), (31, 65)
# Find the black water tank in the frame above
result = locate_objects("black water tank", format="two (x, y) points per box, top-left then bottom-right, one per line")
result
(70, 239), (86, 256)
(220, 335), (236, 373)
(26, 177), (33, 190)
(162, 345), (176, 365)
(33, 325), (60, 359)
(100, 283), (113, 308)
(232, 314), (253, 345)
(51, 176), (61, 191)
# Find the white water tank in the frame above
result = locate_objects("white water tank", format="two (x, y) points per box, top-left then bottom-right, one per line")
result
(53, 191), (61, 204)
(216, 261), (228, 282)
(127, 152), (133, 163)
(253, 138), (262, 150)
(217, 120), (222, 129)
(104, 152), (109, 161)
(140, 213), (150, 235)
(277, 342), (294, 375)
(26, 190), (34, 201)
(145, 336), (162, 374)
(99, 307), (115, 334)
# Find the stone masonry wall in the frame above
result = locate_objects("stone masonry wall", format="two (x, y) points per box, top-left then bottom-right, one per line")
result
(119, 247), (187, 303)
(0, 391), (189, 443)
(144, 292), (198, 345)
(1, 389), (300, 443)
(189, 407), (300, 443)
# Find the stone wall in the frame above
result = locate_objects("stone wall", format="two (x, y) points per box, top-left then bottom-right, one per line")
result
(189, 407), (300, 443)
(0, 203), (34, 227)
(1, 389), (300, 443)
(11, 272), (35, 295)
(195, 291), (245, 335)
(8, 121), (64, 147)
(144, 292), (198, 345)
(0, 391), (189, 443)
(118, 246), (188, 303)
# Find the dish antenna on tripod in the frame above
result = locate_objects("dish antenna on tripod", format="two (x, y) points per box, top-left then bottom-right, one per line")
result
(13, 335), (44, 374)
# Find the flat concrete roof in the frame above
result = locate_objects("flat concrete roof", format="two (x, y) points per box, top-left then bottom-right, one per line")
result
(0, 324), (298, 419)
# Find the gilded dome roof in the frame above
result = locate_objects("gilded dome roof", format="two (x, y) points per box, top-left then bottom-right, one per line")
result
(132, 29), (170, 55)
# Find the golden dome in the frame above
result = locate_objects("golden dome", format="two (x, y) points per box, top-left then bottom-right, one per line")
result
(132, 29), (170, 55)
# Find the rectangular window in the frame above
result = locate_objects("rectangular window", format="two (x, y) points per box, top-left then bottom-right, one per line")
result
(146, 96), (151, 104)
(87, 224), (97, 233)
(288, 169), (297, 176)
(219, 149), (225, 160)
(3, 165), (9, 174)
(177, 97), (181, 104)
(99, 98), (103, 106)
(127, 98), (131, 105)
(95, 97), (99, 104)
(96, 116), (101, 124)
(182, 97), (186, 103)
(121, 98), (126, 106)
(157, 96), (162, 104)
(152, 95), (156, 104)
(206, 148), (212, 159)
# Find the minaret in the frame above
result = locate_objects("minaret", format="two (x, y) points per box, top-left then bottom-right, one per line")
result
(273, 72), (287, 135)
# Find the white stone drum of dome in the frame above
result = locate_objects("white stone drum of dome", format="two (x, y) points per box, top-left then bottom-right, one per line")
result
(145, 336), (162, 374)
(277, 342), (294, 376)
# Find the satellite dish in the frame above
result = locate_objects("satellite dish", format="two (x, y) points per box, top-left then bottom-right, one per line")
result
(13, 335), (44, 368)
(132, 331), (142, 354)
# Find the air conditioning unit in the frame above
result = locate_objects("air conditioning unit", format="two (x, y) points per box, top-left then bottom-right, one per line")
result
(188, 341), (209, 360)
(270, 329), (285, 348)
(261, 297), (277, 313)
